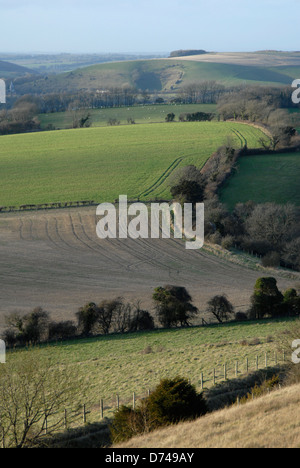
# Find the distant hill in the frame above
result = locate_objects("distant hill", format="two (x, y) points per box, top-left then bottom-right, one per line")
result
(0, 60), (37, 79)
(170, 49), (208, 58)
(0, 53), (167, 74)
(10, 52), (300, 95)
(171, 51), (300, 67)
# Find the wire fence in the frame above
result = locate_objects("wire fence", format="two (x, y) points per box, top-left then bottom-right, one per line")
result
(43, 349), (287, 433)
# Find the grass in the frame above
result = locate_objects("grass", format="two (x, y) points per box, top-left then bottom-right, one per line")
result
(6, 318), (297, 422)
(0, 121), (265, 207)
(15, 58), (299, 95)
(220, 152), (300, 209)
(39, 104), (217, 130)
(116, 382), (300, 448)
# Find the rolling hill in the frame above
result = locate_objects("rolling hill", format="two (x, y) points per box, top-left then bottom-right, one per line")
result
(12, 52), (300, 95)
(0, 121), (265, 208)
(0, 60), (37, 80)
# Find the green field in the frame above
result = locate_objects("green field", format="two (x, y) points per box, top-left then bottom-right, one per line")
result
(14, 58), (300, 95)
(6, 318), (296, 421)
(0, 122), (265, 207)
(220, 153), (300, 209)
(39, 104), (217, 130)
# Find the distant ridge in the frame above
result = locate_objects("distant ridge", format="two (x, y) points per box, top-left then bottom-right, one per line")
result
(169, 49), (208, 58)
(0, 60), (37, 79)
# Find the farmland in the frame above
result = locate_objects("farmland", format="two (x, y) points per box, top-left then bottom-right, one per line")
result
(0, 206), (296, 329)
(220, 152), (300, 209)
(5, 317), (298, 422)
(12, 54), (300, 96)
(0, 121), (266, 208)
(39, 104), (217, 130)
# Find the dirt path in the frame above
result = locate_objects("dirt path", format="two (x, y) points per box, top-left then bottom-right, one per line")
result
(0, 207), (296, 330)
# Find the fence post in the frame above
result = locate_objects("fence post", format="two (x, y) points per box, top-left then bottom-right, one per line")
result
(133, 392), (136, 410)
(200, 373), (203, 390)
(83, 404), (86, 424)
(224, 363), (227, 380)
(256, 355), (259, 370)
(100, 399), (104, 419)
(235, 361), (238, 377)
(116, 394), (120, 411)
(213, 368), (216, 386)
(64, 409), (67, 429)
(246, 357), (249, 373)
(265, 352), (268, 368)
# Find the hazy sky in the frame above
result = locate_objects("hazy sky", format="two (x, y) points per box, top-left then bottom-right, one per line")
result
(0, 0), (299, 54)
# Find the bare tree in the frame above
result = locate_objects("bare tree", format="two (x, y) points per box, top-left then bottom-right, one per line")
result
(0, 350), (84, 448)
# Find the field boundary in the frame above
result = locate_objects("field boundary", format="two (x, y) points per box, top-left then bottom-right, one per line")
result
(41, 350), (288, 431)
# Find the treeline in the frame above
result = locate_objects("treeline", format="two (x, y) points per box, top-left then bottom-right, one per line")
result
(205, 198), (300, 271)
(178, 81), (226, 104)
(165, 111), (214, 122)
(217, 86), (300, 149)
(168, 161), (300, 272)
(0, 98), (40, 135)
(2, 279), (300, 348)
(169, 49), (208, 57)
(6, 87), (146, 115)
(2, 299), (155, 347)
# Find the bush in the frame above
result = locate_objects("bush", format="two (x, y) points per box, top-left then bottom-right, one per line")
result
(110, 405), (147, 444)
(4, 308), (50, 345)
(146, 377), (207, 428)
(221, 235), (234, 250)
(48, 321), (77, 341)
(130, 310), (154, 331)
(262, 251), (281, 268)
(110, 377), (207, 443)
(235, 312), (248, 322)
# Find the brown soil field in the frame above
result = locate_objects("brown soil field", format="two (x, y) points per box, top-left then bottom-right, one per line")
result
(169, 51), (300, 67)
(0, 207), (297, 330)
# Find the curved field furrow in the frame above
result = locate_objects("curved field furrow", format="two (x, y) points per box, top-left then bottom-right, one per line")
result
(0, 208), (296, 329)
(137, 157), (183, 199)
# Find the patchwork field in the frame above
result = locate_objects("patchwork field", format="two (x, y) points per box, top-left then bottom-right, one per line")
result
(13, 54), (300, 95)
(0, 122), (266, 208)
(220, 152), (300, 209)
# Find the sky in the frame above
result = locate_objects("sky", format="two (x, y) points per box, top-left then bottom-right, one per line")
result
(0, 0), (299, 54)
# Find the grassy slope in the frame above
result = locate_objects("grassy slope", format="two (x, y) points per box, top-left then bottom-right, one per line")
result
(14, 58), (300, 95)
(220, 153), (300, 209)
(7, 318), (296, 422)
(0, 60), (36, 79)
(0, 122), (265, 207)
(116, 382), (300, 448)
